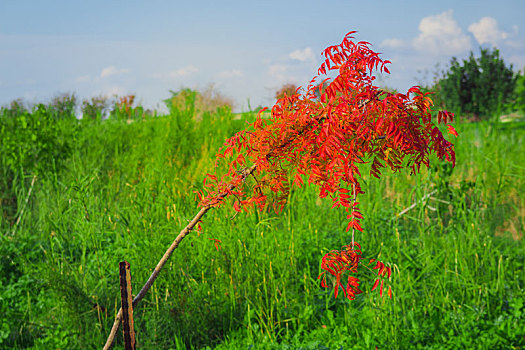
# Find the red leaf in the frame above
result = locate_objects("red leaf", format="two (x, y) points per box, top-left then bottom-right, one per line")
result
(233, 201), (241, 212)
(208, 238), (222, 251)
(293, 173), (304, 187)
(447, 124), (458, 137)
(371, 278), (380, 291)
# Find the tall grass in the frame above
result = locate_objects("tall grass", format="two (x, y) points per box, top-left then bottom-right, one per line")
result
(0, 103), (523, 349)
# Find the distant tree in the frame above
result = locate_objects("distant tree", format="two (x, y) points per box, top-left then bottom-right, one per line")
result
(275, 83), (297, 100)
(115, 94), (136, 119)
(81, 95), (112, 120)
(439, 48), (517, 119)
(49, 92), (77, 119)
(9, 98), (27, 112)
(164, 85), (234, 119)
(1, 98), (27, 119)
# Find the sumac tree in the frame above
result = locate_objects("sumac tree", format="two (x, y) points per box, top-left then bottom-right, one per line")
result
(198, 31), (457, 300)
(105, 31), (457, 347)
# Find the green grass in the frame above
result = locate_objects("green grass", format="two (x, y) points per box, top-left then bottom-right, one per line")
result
(1, 106), (524, 349)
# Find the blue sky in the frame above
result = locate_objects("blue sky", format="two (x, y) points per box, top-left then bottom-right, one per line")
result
(1, 0), (524, 112)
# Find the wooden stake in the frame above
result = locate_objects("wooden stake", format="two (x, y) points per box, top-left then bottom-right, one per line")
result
(119, 261), (135, 350)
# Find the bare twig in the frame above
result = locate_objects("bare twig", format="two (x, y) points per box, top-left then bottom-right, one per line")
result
(393, 190), (437, 219)
(429, 197), (451, 205)
(103, 164), (257, 349)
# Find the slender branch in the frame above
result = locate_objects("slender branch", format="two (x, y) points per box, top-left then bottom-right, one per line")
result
(393, 190), (437, 219)
(429, 196), (451, 205)
(103, 164), (257, 349)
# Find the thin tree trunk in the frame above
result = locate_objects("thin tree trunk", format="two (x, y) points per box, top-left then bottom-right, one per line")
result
(103, 164), (256, 349)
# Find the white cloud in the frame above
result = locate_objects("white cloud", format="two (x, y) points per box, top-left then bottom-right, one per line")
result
(100, 65), (129, 78)
(468, 17), (509, 46)
(380, 38), (405, 49)
(289, 47), (315, 62)
(269, 64), (287, 76)
(267, 63), (296, 87)
(413, 9), (471, 55)
(215, 69), (243, 79)
(152, 65), (199, 80)
(76, 75), (91, 82)
(165, 65), (199, 78)
(74, 66), (128, 83)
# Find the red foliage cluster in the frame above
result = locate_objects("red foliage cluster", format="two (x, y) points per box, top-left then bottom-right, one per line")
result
(117, 95), (135, 116)
(318, 243), (363, 300)
(196, 31), (457, 300)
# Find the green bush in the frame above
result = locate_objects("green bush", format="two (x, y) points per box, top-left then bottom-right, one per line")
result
(0, 105), (77, 223)
(81, 95), (113, 120)
(164, 86), (234, 120)
(47, 93), (78, 120)
(439, 48), (517, 119)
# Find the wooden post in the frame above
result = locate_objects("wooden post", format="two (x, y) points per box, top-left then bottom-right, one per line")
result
(119, 261), (136, 350)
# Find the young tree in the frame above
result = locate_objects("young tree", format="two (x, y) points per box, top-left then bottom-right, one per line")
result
(439, 48), (517, 119)
(104, 31), (457, 347)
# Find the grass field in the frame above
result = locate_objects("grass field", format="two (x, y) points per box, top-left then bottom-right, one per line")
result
(1, 102), (524, 349)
